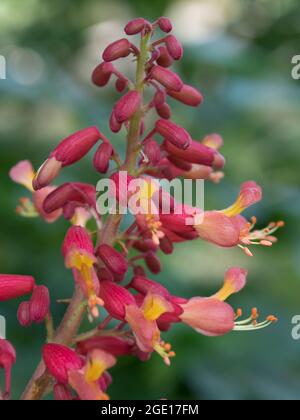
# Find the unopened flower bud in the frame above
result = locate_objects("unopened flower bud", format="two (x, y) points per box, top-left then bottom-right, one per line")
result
(93, 142), (113, 174)
(156, 102), (171, 120)
(99, 281), (135, 320)
(43, 344), (83, 385)
(96, 244), (128, 276)
(156, 119), (192, 150)
(144, 252), (162, 274)
(164, 139), (215, 165)
(150, 65), (183, 92)
(167, 84), (203, 107)
(33, 127), (101, 190)
(115, 78), (129, 93)
(29, 285), (50, 323)
(165, 35), (183, 60)
(17, 301), (32, 327)
(125, 18), (147, 35)
(92, 62), (115, 87)
(114, 90), (141, 123)
(0, 274), (35, 302)
(77, 336), (134, 356)
(102, 38), (132, 62)
(109, 111), (122, 133)
(159, 235), (174, 255)
(157, 17), (173, 33)
(131, 276), (170, 298)
(156, 46), (173, 68)
(143, 140), (161, 166)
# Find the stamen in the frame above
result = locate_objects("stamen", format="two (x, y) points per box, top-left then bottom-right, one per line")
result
(234, 308), (278, 331)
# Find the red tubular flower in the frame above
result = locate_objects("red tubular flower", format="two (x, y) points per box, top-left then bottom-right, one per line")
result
(43, 344), (83, 385)
(125, 18), (147, 35)
(99, 281), (136, 321)
(195, 211), (241, 248)
(130, 275), (171, 299)
(77, 336), (134, 357)
(150, 66), (183, 92)
(167, 84), (203, 107)
(179, 298), (235, 336)
(29, 285), (50, 323)
(156, 46), (173, 68)
(62, 226), (102, 318)
(92, 62), (115, 87)
(96, 244), (128, 277)
(68, 349), (116, 400)
(102, 38), (132, 62)
(93, 142), (113, 174)
(165, 35), (183, 60)
(0, 275), (35, 302)
(43, 182), (96, 216)
(33, 186), (62, 223)
(0, 339), (16, 399)
(156, 119), (192, 150)
(213, 267), (248, 301)
(113, 90), (141, 123)
(157, 17), (173, 33)
(33, 127), (101, 190)
(163, 139), (217, 167)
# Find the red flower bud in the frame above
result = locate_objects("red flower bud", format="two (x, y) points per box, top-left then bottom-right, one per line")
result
(164, 139), (215, 166)
(114, 90), (141, 123)
(96, 244), (128, 276)
(53, 383), (73, 401)
(131, 276), (170, 298)
(62, 226), (94, 258)
(17, 301), (32, 327)
(144, 252), (162, 274)
(157, 17), (173, 33)
(150, 66), (183, 92)
(99, 281), (135, 320)
(153, 90), (166, 107)
(125, 18), (147, 35)
(77, 336), (134, 357)
(93, 142), (113, 174)
(167, 84), (203, 107)
(156, 46), (173, 68)
(143, 140), (162, 166)
(43, 182), (96, 215)
(156, 119), (192, 150)
(115, 77), (129, 93)
(167, 155), (193, 171)
(33, 186), (62, 223)
(109, 111), (122, 133)
(0, 339), (16, 398)
(156, 102), (171, 120)
(33, 127), (101, 190)
(29, 285), (50, 323)
(165, 35), (183, 60)
(0, 275), (35, 302)
(43, 344), (83, 385)
(102, 38), (132, 62)
(159, 235), (174, 255)
(92, 62), (115, 87)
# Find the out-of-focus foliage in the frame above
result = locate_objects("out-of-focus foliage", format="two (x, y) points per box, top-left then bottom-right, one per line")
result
(0, 0), (299, 400)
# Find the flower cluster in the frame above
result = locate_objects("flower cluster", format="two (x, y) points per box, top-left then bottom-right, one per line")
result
(1, 16), (283, 400)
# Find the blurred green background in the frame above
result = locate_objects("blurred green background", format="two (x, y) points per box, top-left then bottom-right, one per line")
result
(1, 0), (300, 400)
